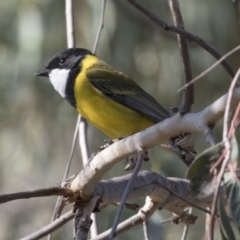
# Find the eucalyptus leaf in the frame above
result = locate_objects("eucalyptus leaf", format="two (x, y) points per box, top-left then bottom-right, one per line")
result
(186, 143), (223, 199)
(228, 180), (240, 228)
(220, 227), (229, 240)
(219, 194), (236, 240)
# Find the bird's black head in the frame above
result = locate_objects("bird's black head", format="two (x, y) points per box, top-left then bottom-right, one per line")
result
(34, 48), (94, 104)
(35, 48), (93, 77)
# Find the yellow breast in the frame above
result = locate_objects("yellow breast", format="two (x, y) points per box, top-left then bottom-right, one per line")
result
(74, 55), (155, 139)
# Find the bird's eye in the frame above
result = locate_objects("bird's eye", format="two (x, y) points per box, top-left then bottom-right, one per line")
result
(59, 58), (66, 65)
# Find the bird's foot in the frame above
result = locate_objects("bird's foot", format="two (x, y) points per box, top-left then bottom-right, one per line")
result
(125, 151), (149, 171)
(88, 138), (123, 163)
(99, 138), (122, 150)
(88, 152), (98, 162)
(160, 142), (195, 166)
(166, 107), (179, 116)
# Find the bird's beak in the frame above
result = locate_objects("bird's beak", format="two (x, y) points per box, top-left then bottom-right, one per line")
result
(34, 69), (50, 77)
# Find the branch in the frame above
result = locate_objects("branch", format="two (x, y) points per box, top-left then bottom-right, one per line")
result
(74, 197), (100, 240)
(85, 1), (107, 238)
(127, 0), (235, 78)
(2, 171), (202, 240)
(168, 0), (193, 114)
(142, 221), (150, 240)
(79, 117), (90, 164)
(0, 171), (210, 214)
(19, 211), (74, 240)
(109, 152), (143, 239)
(209, 68), (240, 240)
(203, 127), (218, 146)
(178, 45), (240, 92)
(5, 170), (216, 240)
(92, 0), (106, 54)
(65, 0), (75, 48)
(0, 187), (73, 204)
(180, 208), (192, 240)
(88, 171), (210, 216)
(70, 87), (240, 198)
(79, 0), (107, 166)
(49, 0), (78, 229)
(91, 197), (161, 240)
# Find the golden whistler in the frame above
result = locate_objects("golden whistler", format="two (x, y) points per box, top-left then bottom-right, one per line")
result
(35, 48), (170, 139)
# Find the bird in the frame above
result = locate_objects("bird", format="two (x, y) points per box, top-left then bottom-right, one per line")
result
(35, 48), (194, 165)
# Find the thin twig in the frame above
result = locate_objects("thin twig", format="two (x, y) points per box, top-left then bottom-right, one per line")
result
(178, 45), (240, 92)
(79, 117), (89, 165)
(108, 152), (143, 240)
(91, 199), (160, 240)
(160, 217), (175, 225)
(92, 0), (106, 54)
(0, 187), (73, 204)
(228, 102), (240, 138)
(143, 221), (150, 240)
(223, 68), (240, 140)
(127, 0), (235, 78)
(157, 183), (211, 215)
(209, 68), (240, 240)
(205, 208), (211, 240)
(63, 0), (78, 177)
(20, 211), (74, 240)
(181, 208), (192, 240)
(49, 113), (80, 234)
(87, 1), (107, 238)
(65, 0), (75, 48)
(78, 0), (106, 165)
(226, 102), (240, 176)
(47, 1), (77, 239)
(168, 0), (193, 114)
(64, 117), (81, 182)
(91, 212), (174, 240)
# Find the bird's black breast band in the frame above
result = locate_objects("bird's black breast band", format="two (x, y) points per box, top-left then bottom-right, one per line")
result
(65, 66), (81, 108)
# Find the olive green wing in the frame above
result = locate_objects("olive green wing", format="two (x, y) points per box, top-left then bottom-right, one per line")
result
(86, 63), (170, 123)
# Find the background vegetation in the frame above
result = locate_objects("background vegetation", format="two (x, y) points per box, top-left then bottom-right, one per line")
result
(0, 0), (240, 239)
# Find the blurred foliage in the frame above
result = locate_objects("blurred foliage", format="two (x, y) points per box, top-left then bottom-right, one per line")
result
(0, 0), (240, 239)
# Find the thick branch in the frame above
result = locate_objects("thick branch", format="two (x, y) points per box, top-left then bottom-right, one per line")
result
(17, 86), (240, 240)
(70, 87), (240, 197)
(18, 171), (209, 240)
(92, 171), (211, 215)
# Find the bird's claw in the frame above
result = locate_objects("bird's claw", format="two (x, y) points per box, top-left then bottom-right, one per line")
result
(124, 151), (149, 171)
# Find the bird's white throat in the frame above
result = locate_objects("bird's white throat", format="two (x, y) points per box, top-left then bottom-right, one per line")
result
(49, 69), (70, 97)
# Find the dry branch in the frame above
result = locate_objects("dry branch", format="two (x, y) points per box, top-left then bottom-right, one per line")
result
(168, 0), (193, 114)
(0, 187), (73, 204)
(20, 211), (74, 240)
(17, 171), (211, 240)
(127, 0), (235, 78)
(70, 87), (240, 199)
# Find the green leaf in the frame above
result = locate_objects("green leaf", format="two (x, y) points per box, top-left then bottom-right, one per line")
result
(220, 227), (229, 240)
(228, 180), (240, 228)
(219, 193), (236, 240)
(185, 143), (223, 199)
